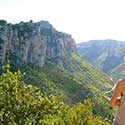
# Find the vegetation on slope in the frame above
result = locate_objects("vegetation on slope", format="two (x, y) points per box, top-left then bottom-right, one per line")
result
(8, 53), (114, 121)
(109, 63), (123, 82)
(0, 64), (112, 125)
(77, 40), (125, 73)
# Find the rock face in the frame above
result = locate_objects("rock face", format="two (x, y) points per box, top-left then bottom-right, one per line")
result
(0, 20), (77, 67)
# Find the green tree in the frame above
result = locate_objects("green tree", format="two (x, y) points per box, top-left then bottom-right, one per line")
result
(0, 64), (111, 125)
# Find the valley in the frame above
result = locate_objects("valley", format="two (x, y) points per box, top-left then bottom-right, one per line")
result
(0, 20), (114, 124)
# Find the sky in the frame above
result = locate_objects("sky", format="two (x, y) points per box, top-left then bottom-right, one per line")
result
(0, 0), (125, 43)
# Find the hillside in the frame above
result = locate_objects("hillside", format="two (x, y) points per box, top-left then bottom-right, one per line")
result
(0, 20), (114, 120)
(109, 63), (124, 82)
(0, 64), (111, 124)
(77, 39), (125, 73)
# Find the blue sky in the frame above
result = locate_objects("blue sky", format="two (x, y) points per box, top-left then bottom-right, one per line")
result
(0, 0), (125, 43)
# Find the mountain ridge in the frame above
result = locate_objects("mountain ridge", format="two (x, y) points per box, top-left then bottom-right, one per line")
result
(77, 39), (125, 74)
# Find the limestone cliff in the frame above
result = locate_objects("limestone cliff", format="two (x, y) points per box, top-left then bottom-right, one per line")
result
(0, 20), (77, 67)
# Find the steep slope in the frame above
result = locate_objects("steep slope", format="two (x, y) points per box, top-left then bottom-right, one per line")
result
(0, 20), (77, 68)
(0, 20), (113, 119)
(77, 39), (125, 73)
(21, 55), (113, 119)
(0, 65), (111, 125)
(109, 63), (124, 81)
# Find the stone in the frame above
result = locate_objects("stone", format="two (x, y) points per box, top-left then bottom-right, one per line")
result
(0, 20), (77, 67)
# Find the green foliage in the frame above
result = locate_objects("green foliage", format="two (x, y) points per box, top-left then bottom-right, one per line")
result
(0, 64), (111, 125)
(109, 63), (123, 82)
(77, 40), (124, 73)
(14, 54), (114, 121)
(4, 49), (114, 121)
(0, 20), (7, 25)
(12, 23), (34, 39)
(0, 38), (4, 44)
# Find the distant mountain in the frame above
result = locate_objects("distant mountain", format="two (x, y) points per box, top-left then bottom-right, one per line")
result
(0, 20), (113, 119)
(77, 39), (125, 74)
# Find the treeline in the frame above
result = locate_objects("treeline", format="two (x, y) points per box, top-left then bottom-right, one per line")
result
(0, 64), (111, 125)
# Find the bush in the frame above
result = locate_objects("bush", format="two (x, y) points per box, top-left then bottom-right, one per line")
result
(0, 64), (111, 125)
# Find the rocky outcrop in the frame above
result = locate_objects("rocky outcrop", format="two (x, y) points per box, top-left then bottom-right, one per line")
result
(0, 20), (77, 67)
